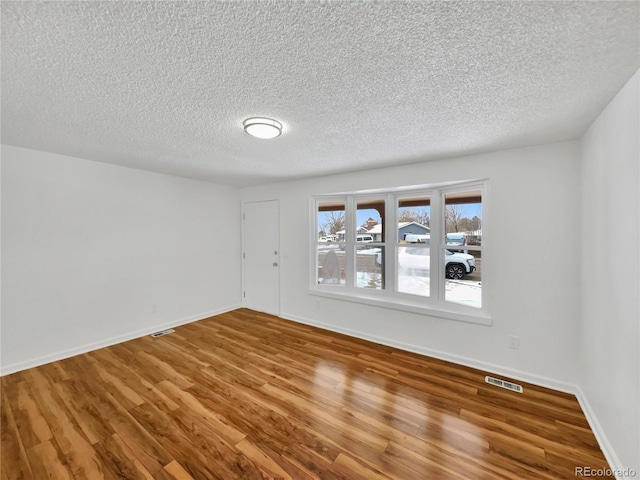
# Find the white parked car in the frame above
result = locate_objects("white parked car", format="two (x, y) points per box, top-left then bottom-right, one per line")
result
(376, 248), (476, 279)
(318, 235), (338, 243)
(356, 234), (374, 243)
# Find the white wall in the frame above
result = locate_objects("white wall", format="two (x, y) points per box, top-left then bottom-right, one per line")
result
(1, 145), (242, 374)
(580, 70), (639, 475)
(242, 141), (582, 388)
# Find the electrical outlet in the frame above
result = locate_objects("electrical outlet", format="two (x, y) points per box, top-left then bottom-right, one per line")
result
(509, 335), (520, 350)
(315, 300), (321, 309)
(152, 304), (157, 314)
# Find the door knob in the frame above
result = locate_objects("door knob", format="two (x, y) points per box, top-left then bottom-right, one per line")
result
(273, 262), (278, 267)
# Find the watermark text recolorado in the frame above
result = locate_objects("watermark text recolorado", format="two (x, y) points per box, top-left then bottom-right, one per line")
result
(575, 467), (637, 477)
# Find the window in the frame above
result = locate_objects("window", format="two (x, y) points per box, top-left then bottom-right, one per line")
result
(311, 182), (488, 324)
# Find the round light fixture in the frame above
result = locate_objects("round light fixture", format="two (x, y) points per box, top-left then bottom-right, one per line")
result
(243, 117), (283, 139)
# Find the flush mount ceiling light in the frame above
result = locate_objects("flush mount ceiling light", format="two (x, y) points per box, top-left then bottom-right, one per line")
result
(243, 117), (283, 139)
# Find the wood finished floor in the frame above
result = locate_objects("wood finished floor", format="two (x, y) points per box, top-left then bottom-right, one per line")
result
(1, 308), (612, 479)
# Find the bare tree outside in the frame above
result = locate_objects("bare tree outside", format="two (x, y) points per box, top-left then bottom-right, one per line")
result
(322, 211), (345, 235)
(398, 208), (416, 222)
(470, 215), (481, 231)
(445, 205), (464, 233)
(398, 208), (430, 228)
(456, 215), (482, 233)
(416, 210), (430, 228)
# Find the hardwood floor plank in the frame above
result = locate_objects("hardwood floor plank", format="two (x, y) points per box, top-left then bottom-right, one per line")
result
(157, 461), (196, 480)
(20, 369), (106, 480)
(340, 404), (420, 439)
(277, 455), (323, 480)
(128, 402), (228, 480)
(384, 441), (474, 480)
(91, 362), (147, 410)
(140, 336), (212, 374)
(88, 348), (181, 412)
(53, 378), (114, 445)
(1, 372), (24, 390)
(332, 452), (392, 480)
(107, 342), (177, 386)
(1, 391), (34, 480)
(154, 380), (247, 445)
(55, 355), (96, 380)
(476, 386), (590, 428)
(553, 420), (606, 454)
(93, 434), (156, 480)
(1, 308), (613, 479)
(36, 362), (71, 383)
(235, 438), (293, 479)
(399, 429), (533, 480)
(133, 351), (194, 391)
(25, 439), (74, 480)
(182, 377), (342, 469)
(459, 406), (610, 471)
(261, 382), (390, 451)
(111, 432), (159, 479)
(11, 381), (53, 449)
(108, 415), (174, 475)
(130, 401), (265, 480)
(64, 378), (134, 431)
(415, 420), (490, 456)
(543, 450), (613, 479)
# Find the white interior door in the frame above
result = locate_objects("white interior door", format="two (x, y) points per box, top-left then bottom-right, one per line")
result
(243, 200), (280, 315)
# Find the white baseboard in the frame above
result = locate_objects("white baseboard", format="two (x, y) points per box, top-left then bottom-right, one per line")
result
(0, 304), (241, 376)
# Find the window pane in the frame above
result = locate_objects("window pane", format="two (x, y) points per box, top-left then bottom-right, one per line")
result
(317, 245), (345, 285)
(357, 199), (384, 242)
(317, 201), (345, 285)
(356, 246), (383, 289)
(398, 196), (431, 243)
(444, 190), (482, 249)
(318, 201), (345, 242)
(445, 249), (481, 308)
(397, 245), (430, 297)
(444, 190), (482, 308)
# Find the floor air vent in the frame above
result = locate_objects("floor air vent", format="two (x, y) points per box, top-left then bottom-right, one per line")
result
(150, 329), (175, 338)
(485, 376), (523, 393)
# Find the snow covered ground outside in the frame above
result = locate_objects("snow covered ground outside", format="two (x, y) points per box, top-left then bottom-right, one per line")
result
(356, 271), (481, 309)
(318, 245), (482, 308)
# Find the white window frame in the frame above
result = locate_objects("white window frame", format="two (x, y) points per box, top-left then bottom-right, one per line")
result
(309, 181), (489, 325)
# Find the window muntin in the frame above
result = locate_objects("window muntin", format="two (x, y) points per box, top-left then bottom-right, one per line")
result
(312, 182), (487, 323)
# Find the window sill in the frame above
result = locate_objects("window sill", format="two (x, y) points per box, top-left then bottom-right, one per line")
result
(309, 288), (492, 326)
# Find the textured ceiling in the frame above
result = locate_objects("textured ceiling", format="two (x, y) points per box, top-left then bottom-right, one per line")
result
(2, 1), (639, 187)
